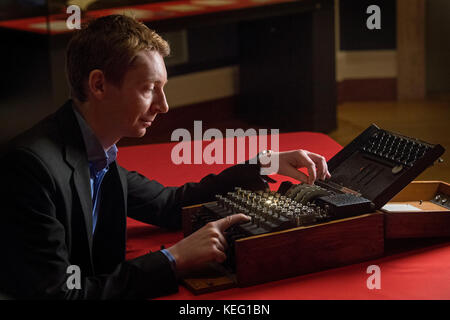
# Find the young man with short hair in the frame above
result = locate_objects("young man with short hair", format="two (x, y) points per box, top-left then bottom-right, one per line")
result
(0, 14), (330, 299)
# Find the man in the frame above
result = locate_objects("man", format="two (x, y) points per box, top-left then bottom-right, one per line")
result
(0, 15), (330, 299)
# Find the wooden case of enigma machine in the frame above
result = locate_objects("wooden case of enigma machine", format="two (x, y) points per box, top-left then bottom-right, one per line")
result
(181, 124), (446, 294)
(383, 181), (450, 239)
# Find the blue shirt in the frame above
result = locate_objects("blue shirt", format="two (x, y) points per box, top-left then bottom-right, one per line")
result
(72, 105), (176, 274)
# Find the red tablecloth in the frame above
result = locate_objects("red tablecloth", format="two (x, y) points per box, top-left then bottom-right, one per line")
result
(117, 132), (450, 300)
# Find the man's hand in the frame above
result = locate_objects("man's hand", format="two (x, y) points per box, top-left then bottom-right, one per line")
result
(262, 150), (331, 184)
(166, 214), (250, 276)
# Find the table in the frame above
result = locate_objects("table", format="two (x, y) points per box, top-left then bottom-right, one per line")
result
(117, 132), (450, 300)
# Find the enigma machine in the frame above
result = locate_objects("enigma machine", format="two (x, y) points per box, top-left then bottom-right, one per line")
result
(181, 124), (447, 294)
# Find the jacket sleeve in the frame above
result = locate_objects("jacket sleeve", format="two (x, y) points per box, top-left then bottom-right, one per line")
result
(0, 149), (178, 300)
(121, 160), (270, 229)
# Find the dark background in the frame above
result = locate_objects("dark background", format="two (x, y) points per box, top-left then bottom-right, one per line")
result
(339, 0), (396, 50)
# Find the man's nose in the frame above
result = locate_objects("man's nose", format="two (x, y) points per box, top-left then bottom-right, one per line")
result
(152, 90), (169, 114)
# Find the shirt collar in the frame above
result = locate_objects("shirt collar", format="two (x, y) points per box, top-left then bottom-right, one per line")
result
(72, 103), (118, 173)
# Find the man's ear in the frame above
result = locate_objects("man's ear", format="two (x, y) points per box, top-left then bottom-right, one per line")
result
(87, 69), (106, 100)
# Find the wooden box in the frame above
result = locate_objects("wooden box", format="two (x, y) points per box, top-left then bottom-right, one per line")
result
(383, 181), (450, 239)
(181, 204), (384, 293)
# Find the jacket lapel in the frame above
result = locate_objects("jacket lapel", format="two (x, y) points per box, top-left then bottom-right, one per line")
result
(56, 101), (94, 250)
(117, 164), (128, 212)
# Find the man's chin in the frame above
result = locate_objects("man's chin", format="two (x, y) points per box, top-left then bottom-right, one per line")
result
(127, 128), (148, 139)
(137, 129), (148, 138)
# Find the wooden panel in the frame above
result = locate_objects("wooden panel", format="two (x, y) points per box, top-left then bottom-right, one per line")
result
(384, 181), (450, 239)
(337, 78), (397, 103)
(438, 181), (450, 195)
(182, 203), (207, 237)
(234, 213), (384, 287)
(397, 0), (426, 100)
(389, 180), (443, 201)
(336, 50), (397, 82)
(385, 211), (450, 238)
(182, 264), (237, 295)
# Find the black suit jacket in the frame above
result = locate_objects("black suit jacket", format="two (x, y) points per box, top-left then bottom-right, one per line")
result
(0, 100), (269, 299)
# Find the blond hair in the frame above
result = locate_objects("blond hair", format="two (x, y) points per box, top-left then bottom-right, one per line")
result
(66, 14), (170, 102)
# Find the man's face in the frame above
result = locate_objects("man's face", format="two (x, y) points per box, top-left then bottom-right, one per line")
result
(104, 49), (169, 138)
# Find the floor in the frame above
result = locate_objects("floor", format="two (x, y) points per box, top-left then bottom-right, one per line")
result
(328, 94), (450, 182)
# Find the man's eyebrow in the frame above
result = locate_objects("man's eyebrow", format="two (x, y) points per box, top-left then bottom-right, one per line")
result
(141, 77), (168, 87)
(142, 78), (159, 83)
(154, 79), (168, 85)
(143, 77), (167, 83)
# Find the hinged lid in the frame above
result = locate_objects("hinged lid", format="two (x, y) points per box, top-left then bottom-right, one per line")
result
(318, 124), (445, 209)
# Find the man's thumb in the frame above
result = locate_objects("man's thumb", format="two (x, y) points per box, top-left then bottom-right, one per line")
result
(216, 214), (251, 232)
